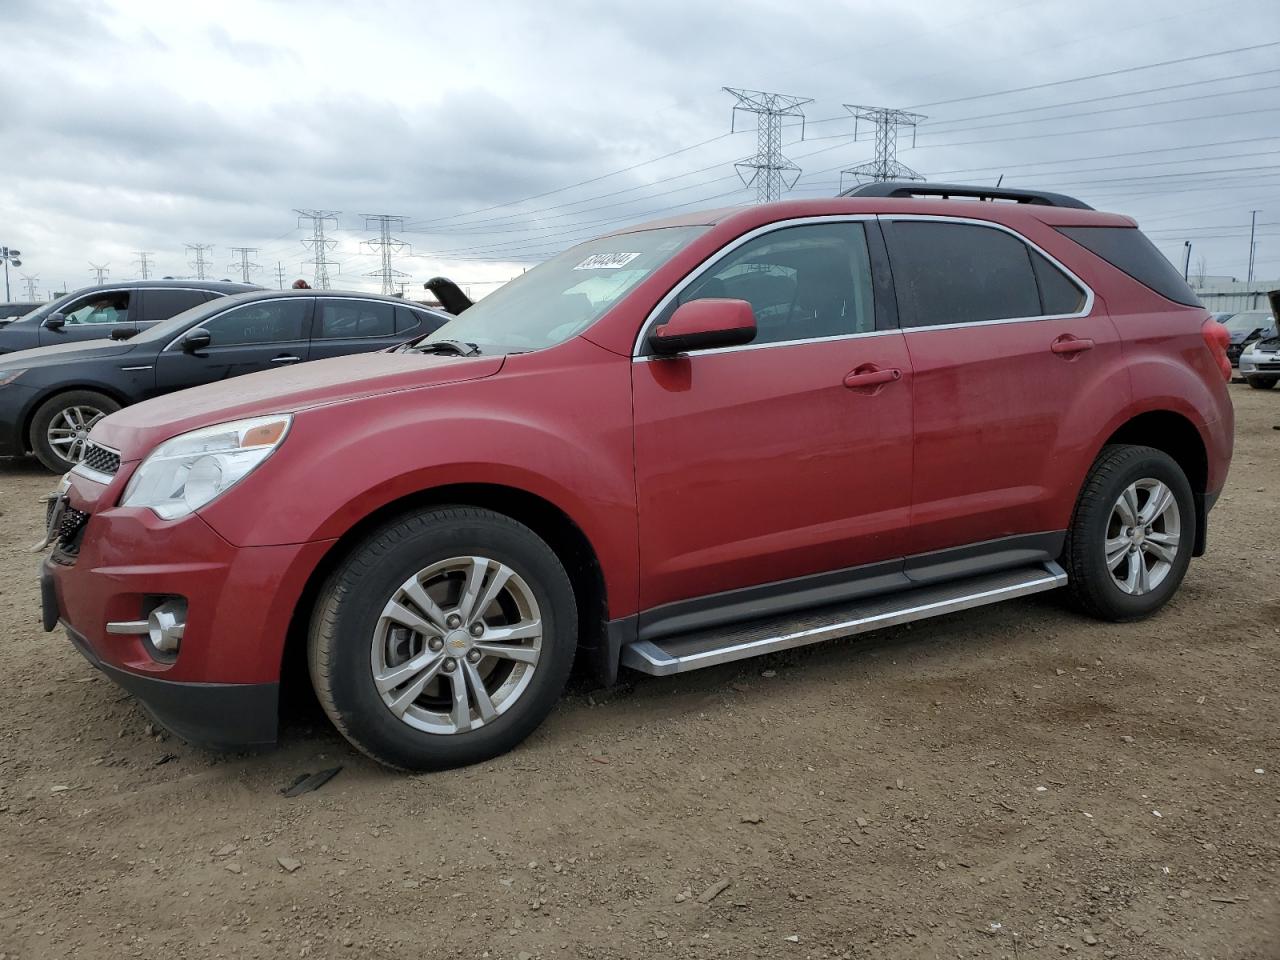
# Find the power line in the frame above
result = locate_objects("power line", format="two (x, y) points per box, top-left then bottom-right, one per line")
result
(88, 262), (109, 284)
(724, 87), (813, 203)
(185, 243), (213, 280)
(228, 247), (261, 284)
(133, 250), (154, 280)
(362, 215), (411, 295)
(296, 209), (340, 290)
(840, 104), (926, 187)
(905, 40), (1280, 110)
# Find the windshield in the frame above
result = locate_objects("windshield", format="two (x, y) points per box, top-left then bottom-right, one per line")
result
(1223, 311), (1277, 336)
(416, 226), (706, 353)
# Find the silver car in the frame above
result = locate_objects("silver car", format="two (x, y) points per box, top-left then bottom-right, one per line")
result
(1239, 333), (1280, 389)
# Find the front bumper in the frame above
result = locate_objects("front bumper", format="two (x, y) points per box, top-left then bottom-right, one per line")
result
(40, 473), (334, 750)
(1238, 352), (1280, 378)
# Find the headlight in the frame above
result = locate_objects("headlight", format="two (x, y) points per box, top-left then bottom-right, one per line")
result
(120, 414), (292, 520)
(0, 368), (27, 387)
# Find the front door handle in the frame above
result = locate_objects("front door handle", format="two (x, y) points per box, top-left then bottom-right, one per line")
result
(1050, 335), (1095, 356)
(270, 355), (301, 364)
(844, 366), (902, 390)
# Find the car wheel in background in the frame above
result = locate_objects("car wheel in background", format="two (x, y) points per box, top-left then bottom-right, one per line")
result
(1063, 444), (1195, 622)
(1246, 377), (1276, 390)
(29, 390), (121, 472)
(308, 506), (577, 771)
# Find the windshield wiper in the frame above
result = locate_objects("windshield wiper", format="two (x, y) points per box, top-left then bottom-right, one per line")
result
(412, 340), (481, 357)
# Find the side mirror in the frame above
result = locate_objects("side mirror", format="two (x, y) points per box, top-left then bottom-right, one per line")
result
(648, 298), (756, 356)
(181, 328), (212, 353)
(43, 313), (66, 331)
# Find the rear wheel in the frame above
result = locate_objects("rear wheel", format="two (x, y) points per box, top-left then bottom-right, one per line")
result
(1247, 377), (1276, 390)
(308, 507), (577, 771)
(29, 390), (120, 472)
(1063, 445), (1195, 621)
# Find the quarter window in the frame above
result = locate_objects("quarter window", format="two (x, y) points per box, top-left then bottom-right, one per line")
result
(1030, 250), (1087, 315)
(885, 221), (1043, 328)
(316, 300), (395, 339)
(198, 299), (310, 346)
(673, 222), (876, 345)
(62, 291), (129, 325)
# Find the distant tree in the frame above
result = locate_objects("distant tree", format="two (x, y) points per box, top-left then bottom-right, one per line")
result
(1193, 255), (1208, 288)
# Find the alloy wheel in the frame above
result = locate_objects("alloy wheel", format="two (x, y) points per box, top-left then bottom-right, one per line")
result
(1104, 478), (1181, 596)
(370, 556), (543, 735)
(46, 405), (107, 465)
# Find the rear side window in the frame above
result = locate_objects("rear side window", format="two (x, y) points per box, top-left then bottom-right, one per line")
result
(1030, 251), (1087, 315)
(885, 221), (1041, 327)
(316, 299), (396, 339)
(396, 306), (424, 334)
(1057, 226), (1200, 307)
(140, 288), (209, 323)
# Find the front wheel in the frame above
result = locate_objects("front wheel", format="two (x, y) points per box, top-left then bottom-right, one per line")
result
(1246, 377), (1277, 390)
(29, 390), (121, 472)
(1063, 445), (1195, 621)
(308, 507), (577, 771)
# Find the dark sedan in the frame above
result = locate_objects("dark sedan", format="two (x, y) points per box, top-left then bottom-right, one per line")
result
(0, 289), (448, 471)
(0, 280), (258, 354)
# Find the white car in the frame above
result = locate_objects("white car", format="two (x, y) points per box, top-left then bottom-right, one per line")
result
(1239, 334), (1280, 389)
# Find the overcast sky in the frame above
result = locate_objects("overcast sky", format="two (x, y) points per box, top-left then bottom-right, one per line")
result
(3, 0), (1279, 300)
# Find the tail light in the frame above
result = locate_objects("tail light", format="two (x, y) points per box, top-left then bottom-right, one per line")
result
(1202, 318), (1232, 381)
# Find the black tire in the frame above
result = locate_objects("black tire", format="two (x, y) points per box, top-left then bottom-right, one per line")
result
(308, 506), (577, 771)
(29, 390), (121, 473)
(1063, 445), (1195, 622)
(1247, 377), (1276, 390)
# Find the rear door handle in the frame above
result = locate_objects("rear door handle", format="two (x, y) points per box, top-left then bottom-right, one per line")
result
(843, 366), (902, 389)
(1050, 335), (1095, 356)
(270, 355), (301, 364)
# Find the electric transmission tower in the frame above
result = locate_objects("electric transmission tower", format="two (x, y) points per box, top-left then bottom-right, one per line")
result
(89, 262), (110, 284)
(275, 261), (287, 290)
(362, 214), (410, 295)
(840, 104), (926, 189)
(723, 87), (813, 203)
(228, 247), (261, 284)
(186, 243), (213, 280)
(134, 250), (154, 279)
(20, 274), (38, 299)
(296, 209), (341, 290)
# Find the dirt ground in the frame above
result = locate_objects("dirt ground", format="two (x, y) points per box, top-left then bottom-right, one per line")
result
(0, 383), (1276, 960)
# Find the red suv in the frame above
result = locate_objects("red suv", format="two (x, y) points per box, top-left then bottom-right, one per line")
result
(39, 182), (1234, 770)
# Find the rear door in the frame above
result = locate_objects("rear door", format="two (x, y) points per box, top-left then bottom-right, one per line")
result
(38, 288), (136, 346)
(308, 298), (403, 359)
(881, 215), (1128, 567)
(153, 297), (313, 393)
(136, 287), (215, 333)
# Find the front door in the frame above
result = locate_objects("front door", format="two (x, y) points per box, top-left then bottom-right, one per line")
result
(633, 220), (914, 616)
(154, 297), (313, 393)
(880, 216), (1129, 561)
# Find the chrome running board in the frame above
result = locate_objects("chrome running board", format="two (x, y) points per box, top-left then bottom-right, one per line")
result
(621, 562), (1067, 676)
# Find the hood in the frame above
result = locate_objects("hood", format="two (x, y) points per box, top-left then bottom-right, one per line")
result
(0, 338), (138, 369)
(92, 349), (505, 459)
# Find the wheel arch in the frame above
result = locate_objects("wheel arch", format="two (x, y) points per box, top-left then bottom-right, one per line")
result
(279, 482), (611, 707)
(1097, 409), (1211, 556)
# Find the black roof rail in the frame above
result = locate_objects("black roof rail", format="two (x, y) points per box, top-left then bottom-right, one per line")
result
(838, 180), (1094, 211)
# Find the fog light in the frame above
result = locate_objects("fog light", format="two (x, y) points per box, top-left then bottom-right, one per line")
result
(106, 598), (187, 657)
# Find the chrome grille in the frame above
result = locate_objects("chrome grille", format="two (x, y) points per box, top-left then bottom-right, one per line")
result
(81, 441), (121, 476)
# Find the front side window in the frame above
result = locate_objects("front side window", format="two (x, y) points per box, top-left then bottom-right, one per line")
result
(672, 222), (876, 345)
(417, 226), (706, 353)
(885, 221), (1043, 328)
(63, 291), (130, 325)
(316, 300), (395, 339)
(197, 299), (310, 346)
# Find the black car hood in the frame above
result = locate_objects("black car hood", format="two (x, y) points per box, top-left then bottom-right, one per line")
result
(0, 339), (138, 370)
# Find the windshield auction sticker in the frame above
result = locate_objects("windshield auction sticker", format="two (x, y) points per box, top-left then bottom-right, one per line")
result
(573, 252), (641, 270)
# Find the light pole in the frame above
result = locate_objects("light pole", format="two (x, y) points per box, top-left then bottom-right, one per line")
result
(0, 246), (22, 301)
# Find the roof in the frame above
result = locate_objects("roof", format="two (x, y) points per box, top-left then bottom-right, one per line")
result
(220, 288), (450, 311)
